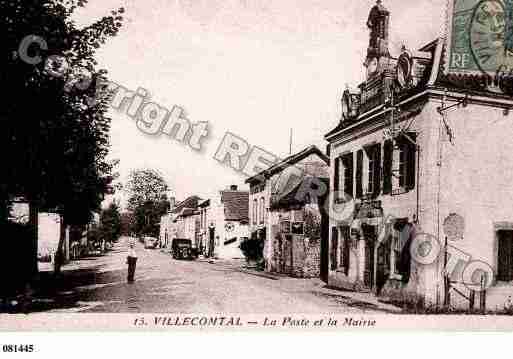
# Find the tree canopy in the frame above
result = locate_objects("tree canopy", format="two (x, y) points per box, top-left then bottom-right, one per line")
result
(1, 0), (124, 225)
(1, 0), (125, 278)
(126, 169), (169, 212)
(99, 201), (122, 244)
(125, 169), (170, 236)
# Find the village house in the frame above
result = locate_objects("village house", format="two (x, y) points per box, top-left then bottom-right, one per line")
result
(325, 1), (513, 310)
(246, 146), (330, 280)
(203, 186), (249, 260)
(197, 199), (211, 257)
(160, 196), (202, 252)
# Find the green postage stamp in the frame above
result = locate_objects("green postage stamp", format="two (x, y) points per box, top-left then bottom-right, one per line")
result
(446, 0), (513, 76)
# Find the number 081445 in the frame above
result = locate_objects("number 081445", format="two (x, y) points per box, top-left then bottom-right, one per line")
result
(2, 344), (34, 353)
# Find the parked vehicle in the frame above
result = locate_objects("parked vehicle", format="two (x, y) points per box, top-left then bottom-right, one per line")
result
(144, 236), (159, 249)
(172, 239), (198, 260)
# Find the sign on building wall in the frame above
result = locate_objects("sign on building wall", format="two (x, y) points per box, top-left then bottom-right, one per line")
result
(445, 0), (513, 77)
(291, 222), (304, 235)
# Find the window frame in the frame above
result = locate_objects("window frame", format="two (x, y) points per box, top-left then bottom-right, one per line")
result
(259, 198), (265, 225)
(392, 133), (417, 194)
(364, 144), (381, 196)
(342, 153), (354, 200)
(253, 199), (258, 225)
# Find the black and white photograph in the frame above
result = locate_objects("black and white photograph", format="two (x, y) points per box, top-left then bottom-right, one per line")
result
(2, 0), (513, 341)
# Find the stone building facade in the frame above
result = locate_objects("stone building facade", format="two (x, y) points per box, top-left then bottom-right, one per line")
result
(246, 146), (330, 279)
(325, 1), (513, 310)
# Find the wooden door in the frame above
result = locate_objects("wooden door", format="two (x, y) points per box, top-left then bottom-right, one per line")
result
(364, 241), (375, 288)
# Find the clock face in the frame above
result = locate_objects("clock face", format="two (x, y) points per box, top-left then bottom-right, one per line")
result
(470, 0), (513, 74)
(397, 53), (412, 88)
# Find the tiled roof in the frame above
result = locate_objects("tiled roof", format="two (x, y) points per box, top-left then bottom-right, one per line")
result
(245, 145), (329, 184)
(220, 190), (249, 222)
(271, 177), (330, 209)
(178, 208), (198, 218)
(172, 196), (202, 214)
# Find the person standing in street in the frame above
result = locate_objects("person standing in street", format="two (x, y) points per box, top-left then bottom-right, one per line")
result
(126, 238), (138, 283)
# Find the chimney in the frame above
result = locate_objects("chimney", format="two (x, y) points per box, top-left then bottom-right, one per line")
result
(229, 185), (238, 191)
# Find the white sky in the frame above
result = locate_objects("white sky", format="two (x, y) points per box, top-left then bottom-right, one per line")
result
(74, 0), (445, 205)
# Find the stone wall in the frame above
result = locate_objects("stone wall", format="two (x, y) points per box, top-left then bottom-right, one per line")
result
(267, 206), (322, 278)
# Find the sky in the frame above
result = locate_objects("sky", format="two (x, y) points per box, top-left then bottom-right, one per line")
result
(73, 0), (445, 206)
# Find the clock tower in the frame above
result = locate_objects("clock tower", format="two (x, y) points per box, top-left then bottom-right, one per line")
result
(365, 0), (390, 79)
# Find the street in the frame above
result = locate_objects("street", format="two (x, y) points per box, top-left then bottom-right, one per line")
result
(33, 237), (400, 314)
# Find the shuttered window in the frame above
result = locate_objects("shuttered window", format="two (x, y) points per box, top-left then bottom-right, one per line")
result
(331, 227), (339, 271)
(343, 153), (354, 199)
(259, 198), (265, 224)
(383, 140), (393, 194)
(405, 134), (417, 190)
(391, 133), (417, 193)
(334, 156), (341, 198)
(373, 144), (381, 196)
(356, 150), (364, 199)
(365, 144), (381, 196)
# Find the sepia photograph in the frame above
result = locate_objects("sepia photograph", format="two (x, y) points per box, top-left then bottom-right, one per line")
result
(2, 0), (513, 340)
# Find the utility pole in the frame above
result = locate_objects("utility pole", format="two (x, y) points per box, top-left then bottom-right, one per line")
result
(289, 128), (293, 155)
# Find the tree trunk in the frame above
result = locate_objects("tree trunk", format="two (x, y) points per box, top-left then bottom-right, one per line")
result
(54, 215), (66, 276)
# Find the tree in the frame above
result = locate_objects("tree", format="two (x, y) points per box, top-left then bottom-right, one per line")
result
(125, 169), (170, 236)
(120, 211), (136, 236)
(99, 202), (122, 245)
(0, 0), (124, 279)
(126, 169), (169, 211)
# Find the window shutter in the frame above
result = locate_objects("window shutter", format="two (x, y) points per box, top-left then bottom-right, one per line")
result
(334, 157), (340, 194)
(383, 140), (393, 194)
(345, 153), (354, 198)
(342, 227), (350, 275)
(373, 144), (381, 196)
(331, 227), (339, 271)
(356, 150), (364, 198)
(406, 133), (417, 190)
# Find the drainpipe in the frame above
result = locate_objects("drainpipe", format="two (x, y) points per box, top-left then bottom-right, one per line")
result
(437, 89), (448, 307)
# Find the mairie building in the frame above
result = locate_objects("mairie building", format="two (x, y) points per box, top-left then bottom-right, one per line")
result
(325, 1), (513, 310)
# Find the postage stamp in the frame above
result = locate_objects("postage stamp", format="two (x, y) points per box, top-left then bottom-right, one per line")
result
(3, 0), (513, 347)
(445, 0), (513, 76)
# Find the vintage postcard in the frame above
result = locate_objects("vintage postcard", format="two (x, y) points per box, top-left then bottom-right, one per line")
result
(2, 0), (513, 337)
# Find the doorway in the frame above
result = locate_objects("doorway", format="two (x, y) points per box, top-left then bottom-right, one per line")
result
(362, 225), (376, 289)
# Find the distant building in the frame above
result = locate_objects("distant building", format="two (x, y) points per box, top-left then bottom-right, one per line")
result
(160, 196), (202, 252)
(246, 146), (330, 279)
(197, 186), (249, 259)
